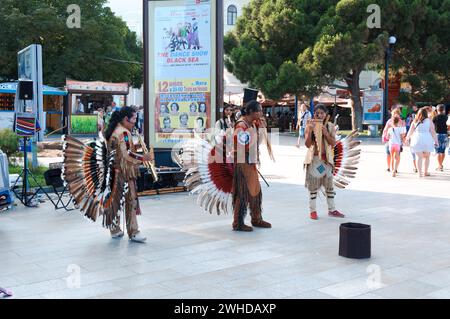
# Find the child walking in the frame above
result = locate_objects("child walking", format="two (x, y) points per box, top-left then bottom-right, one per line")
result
(387, 117), (406, 177)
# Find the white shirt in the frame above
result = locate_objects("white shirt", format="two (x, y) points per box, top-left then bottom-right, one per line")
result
(388, 126), (406, 145)
(77, 102), (85, 113)
(298, 111), (312, 128)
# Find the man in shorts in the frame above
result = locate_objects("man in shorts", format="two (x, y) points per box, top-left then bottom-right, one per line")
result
(432, 104), (448, 171)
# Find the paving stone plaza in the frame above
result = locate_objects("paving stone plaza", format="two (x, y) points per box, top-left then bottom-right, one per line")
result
(1, 135), (450, 299)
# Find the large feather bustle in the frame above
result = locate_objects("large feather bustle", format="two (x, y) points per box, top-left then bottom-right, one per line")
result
(62, 134), (126, 227)
(175, 139), (233, 215)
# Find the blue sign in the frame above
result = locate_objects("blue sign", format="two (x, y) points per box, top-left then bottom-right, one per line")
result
(19, 139), (32, 152)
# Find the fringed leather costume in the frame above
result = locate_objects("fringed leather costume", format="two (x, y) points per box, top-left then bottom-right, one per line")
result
(232, 119), (270, 230)
(107, 124), (144, 237)
(304, 124), (361, 214)
(62, 123), (145, 238)
(174, 119), (271, 231)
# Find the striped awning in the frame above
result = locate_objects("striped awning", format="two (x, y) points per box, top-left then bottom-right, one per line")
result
(0, 82), (67, 96)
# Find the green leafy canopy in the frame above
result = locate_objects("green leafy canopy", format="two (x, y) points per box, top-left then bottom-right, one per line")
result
(0, 0), (143, 88)
(225, 0), (449, 129)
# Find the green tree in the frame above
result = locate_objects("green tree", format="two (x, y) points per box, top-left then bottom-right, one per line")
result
(225, 0), (449, 130)
(224, 0), (334, 99)
(389, 0), (450, 104)
(0, 129), (20, 161)
(298, 0), (390, 130)
(0, 0), (143, 88)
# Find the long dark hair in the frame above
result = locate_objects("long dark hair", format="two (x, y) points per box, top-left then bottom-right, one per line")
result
(222, 105), (236, 125)
(241, 100), (261, 116)
(414, 107), (428, 124)
(314, 104), (329, 115)
(104, 106), (136, 140)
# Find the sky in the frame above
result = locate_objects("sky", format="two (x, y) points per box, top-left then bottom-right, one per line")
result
(106, 0), (143, 36)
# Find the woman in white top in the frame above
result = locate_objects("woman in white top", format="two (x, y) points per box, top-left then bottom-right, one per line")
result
(296, 103), (312, 147)
(214, 105), (235, 148)
(387, 117), (406, 177)
(382, 108), (405, 173)
(96, 108), (105, 133)
(406, 107), (438, 177)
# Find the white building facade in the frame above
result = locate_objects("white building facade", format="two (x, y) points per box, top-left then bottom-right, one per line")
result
(224, 0), (251, 34)
(223, 1), (251, 105)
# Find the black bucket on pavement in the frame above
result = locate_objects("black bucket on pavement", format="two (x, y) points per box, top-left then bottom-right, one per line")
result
(339, 223), (371, 259)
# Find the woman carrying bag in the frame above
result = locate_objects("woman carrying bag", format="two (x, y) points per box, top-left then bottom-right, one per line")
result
(406, 107), (438, 177)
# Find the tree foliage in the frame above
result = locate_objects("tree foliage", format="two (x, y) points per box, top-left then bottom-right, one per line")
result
(389, 0), (450, 103)
(0, 129), (20, 160)
(225, 0), (334, 99)
(0, 0), (143, 88)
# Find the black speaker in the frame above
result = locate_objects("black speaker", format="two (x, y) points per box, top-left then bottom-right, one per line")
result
(44, 169), (64, 188)
(243, 88), (258, 104)
(19, 80), (33, 100)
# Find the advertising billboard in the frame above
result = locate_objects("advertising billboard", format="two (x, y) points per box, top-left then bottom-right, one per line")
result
(363, 89), (384, 125)
(144, 0), (222, 149)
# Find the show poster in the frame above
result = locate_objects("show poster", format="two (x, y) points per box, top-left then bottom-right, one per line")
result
(363, 89), (384, 125)
(153, 1), (212, 146)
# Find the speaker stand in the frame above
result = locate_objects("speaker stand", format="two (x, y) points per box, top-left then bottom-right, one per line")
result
(11, 137), (55, 207)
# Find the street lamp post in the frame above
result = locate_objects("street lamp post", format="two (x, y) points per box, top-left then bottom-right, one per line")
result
(383, 36), (397, 125)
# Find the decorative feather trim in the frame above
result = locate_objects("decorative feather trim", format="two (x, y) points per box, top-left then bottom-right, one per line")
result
(62, 134), (124, 226)
(175, 139), (233, 215)
(333, 130), (362, 189)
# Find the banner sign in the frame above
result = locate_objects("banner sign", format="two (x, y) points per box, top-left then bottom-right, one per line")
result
(66, 80), (129, 94)
(70, 115), (98, 135)
(145, 0), (218, 148)
(15, 113), (36, 137)
(363, 89), (384, 125)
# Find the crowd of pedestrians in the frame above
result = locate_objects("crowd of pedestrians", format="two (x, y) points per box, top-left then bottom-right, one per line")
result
(382, 104), (449, 178)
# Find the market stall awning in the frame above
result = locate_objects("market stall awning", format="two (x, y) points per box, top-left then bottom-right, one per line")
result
(315, 92), (350, 106)
(224, 69), (247, 95)
(259, 94), (295, 107)
(66, 79), (129, 94)
(225, 92), (244, 106)
(0, 82), (67, 96)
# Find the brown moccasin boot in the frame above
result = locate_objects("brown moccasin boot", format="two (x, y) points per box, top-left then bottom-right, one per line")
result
(251, 219), (272, 228)
(233, 224), (253, 232)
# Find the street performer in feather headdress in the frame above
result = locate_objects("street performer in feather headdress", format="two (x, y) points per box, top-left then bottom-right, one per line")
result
(62, 106), (152, 243)
(232, 100), (272, 231)
(175, 100), (274, 232)
(103, 107), (152, 242)
(304, 104), (361, 220)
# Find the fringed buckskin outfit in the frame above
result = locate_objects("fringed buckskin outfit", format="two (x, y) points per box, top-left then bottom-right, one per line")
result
(304, 122), (337, 213)
(108, 124), (145, 237)
(63, 122), (153, 241)
(232, 119), (271, 230)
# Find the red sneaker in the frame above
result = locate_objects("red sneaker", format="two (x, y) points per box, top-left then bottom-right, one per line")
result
(310, 211), (318, 220)
(328, 210), (345, 218)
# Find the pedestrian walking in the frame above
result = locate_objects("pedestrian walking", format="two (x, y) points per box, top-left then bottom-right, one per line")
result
(387, 117), (406, 177)
(296, 103), (311, 148)
(432, 104), (448, 171)
(406, 107), (438, 177)
(382, 108), (405, 172)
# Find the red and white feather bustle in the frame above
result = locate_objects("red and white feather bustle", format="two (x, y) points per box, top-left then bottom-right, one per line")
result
(174, 139), (234, 215)
(333, 130), (361, 189)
